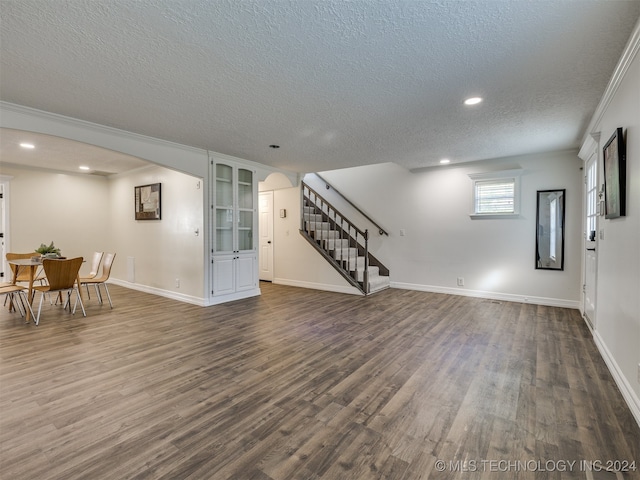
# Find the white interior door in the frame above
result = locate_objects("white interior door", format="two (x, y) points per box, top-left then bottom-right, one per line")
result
(259, 191), (274, 281)
(0, 182), (8, 282)
(583, 149), (598, 328)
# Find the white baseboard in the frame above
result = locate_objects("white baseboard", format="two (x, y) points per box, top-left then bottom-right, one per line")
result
(593, 331), (640, 428)
(273, 278), (362, 296)
(110, 275), (579, 310)
(110, 278), (263, 306)
(108, 278), (207, 306)
(390, 281), (580, 309)
(206, 288), (261, 305)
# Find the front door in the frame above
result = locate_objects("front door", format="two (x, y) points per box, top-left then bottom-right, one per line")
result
(259, 191), (274, 281)
(583, 149), (598, 328)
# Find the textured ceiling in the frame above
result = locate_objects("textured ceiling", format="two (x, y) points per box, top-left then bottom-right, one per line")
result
(1, 0), (639, 174)
(0, 128), (150, 175)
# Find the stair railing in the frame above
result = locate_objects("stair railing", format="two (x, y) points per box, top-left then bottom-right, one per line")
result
(313, 173), (388, 236)
(301, 181), (370, 293)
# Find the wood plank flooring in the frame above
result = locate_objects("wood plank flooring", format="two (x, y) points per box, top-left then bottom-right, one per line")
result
(1, 283), (638, 479)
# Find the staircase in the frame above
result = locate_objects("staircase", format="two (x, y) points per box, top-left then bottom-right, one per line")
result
(301, 181), (390, 295)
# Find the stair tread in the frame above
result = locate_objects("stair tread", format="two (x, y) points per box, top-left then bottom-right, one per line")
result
(303, 193), (390, 296)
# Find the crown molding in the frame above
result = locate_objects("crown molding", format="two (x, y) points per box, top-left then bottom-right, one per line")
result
(578, 131), (601, 160)
(0, 101), (205, 155)
(581, 19), (640, 146)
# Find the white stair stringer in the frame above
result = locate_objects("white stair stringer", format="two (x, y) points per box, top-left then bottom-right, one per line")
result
(303, 208), (390, 294)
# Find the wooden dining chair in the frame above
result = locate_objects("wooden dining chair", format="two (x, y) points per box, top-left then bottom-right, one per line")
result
(0, 284), (32, 318)
(85, 251), (104, 279)
(80, 252), (116, 308)
(82, 251), (104, 298)
(32, 257), (85, 326)
(6, 252), (47, 286)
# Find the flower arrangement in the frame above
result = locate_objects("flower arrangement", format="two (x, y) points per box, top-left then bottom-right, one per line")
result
(35, 241), (61, 257)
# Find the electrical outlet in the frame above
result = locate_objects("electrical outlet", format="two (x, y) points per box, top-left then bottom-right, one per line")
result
(175, 278), (180, 288)
(400, 229), (406, 237)
(457, 277), (464, 287)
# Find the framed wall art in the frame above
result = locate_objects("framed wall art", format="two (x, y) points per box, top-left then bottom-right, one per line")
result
(134, 183), (161, 220)
(603, 127), (626, 219)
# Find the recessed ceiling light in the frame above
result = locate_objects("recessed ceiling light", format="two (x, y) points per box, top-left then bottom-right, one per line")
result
(79, 166), (91, 171)
(19, 143), (35, 149)
(464, 97), (483, 106)
(439, 159), (451, 164)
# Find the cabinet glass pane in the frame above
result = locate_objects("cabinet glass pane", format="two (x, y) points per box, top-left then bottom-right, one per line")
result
(238, 210), (253, 229)
(216, 164), (232, 181)
(216, 208), (233, 228)
(216, 230), (233, 253)
(238, 229), (253, 251)
(238, 169), (253, 209)
(215, 208), (233, 252)
(238, 210), (253, 251)
(238, 168), (252, 184)
(216, 164), (233, 206)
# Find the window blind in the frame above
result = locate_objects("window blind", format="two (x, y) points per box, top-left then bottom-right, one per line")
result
(475, 179), (515, 214)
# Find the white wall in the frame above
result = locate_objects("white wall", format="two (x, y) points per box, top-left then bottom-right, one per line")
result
(0, 103), (300, 306)
(0, 162), (206, 302)
(272, 186), (361, 294)
(583, 26), (639, 416)
(0, 164), (110, 278)
(109, 165), (205, 302)
(313, 151), (583, 307)
(0, 102), (213, 303)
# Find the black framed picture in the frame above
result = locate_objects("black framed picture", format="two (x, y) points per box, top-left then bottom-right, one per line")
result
(134, 183), (161, 220)
(603, 127), (626, 219)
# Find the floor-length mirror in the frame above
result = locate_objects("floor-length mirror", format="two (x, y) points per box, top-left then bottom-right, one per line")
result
(536, 189), (565, 270)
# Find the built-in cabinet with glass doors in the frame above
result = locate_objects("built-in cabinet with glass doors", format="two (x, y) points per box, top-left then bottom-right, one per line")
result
(211, 158), (259, 302)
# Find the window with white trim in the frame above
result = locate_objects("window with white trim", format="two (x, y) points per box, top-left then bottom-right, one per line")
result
(468, 169), (523, 218)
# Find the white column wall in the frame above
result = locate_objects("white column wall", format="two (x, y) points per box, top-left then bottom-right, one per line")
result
(589, 45), (639, 406)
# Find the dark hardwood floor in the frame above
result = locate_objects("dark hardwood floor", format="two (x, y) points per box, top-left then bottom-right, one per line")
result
(1, 282), (638, 479)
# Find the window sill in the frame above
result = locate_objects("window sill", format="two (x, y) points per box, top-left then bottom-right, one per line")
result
(469, 213), (521, 220)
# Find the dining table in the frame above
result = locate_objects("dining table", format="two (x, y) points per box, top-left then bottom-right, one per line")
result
(7, 257), (84, 323)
